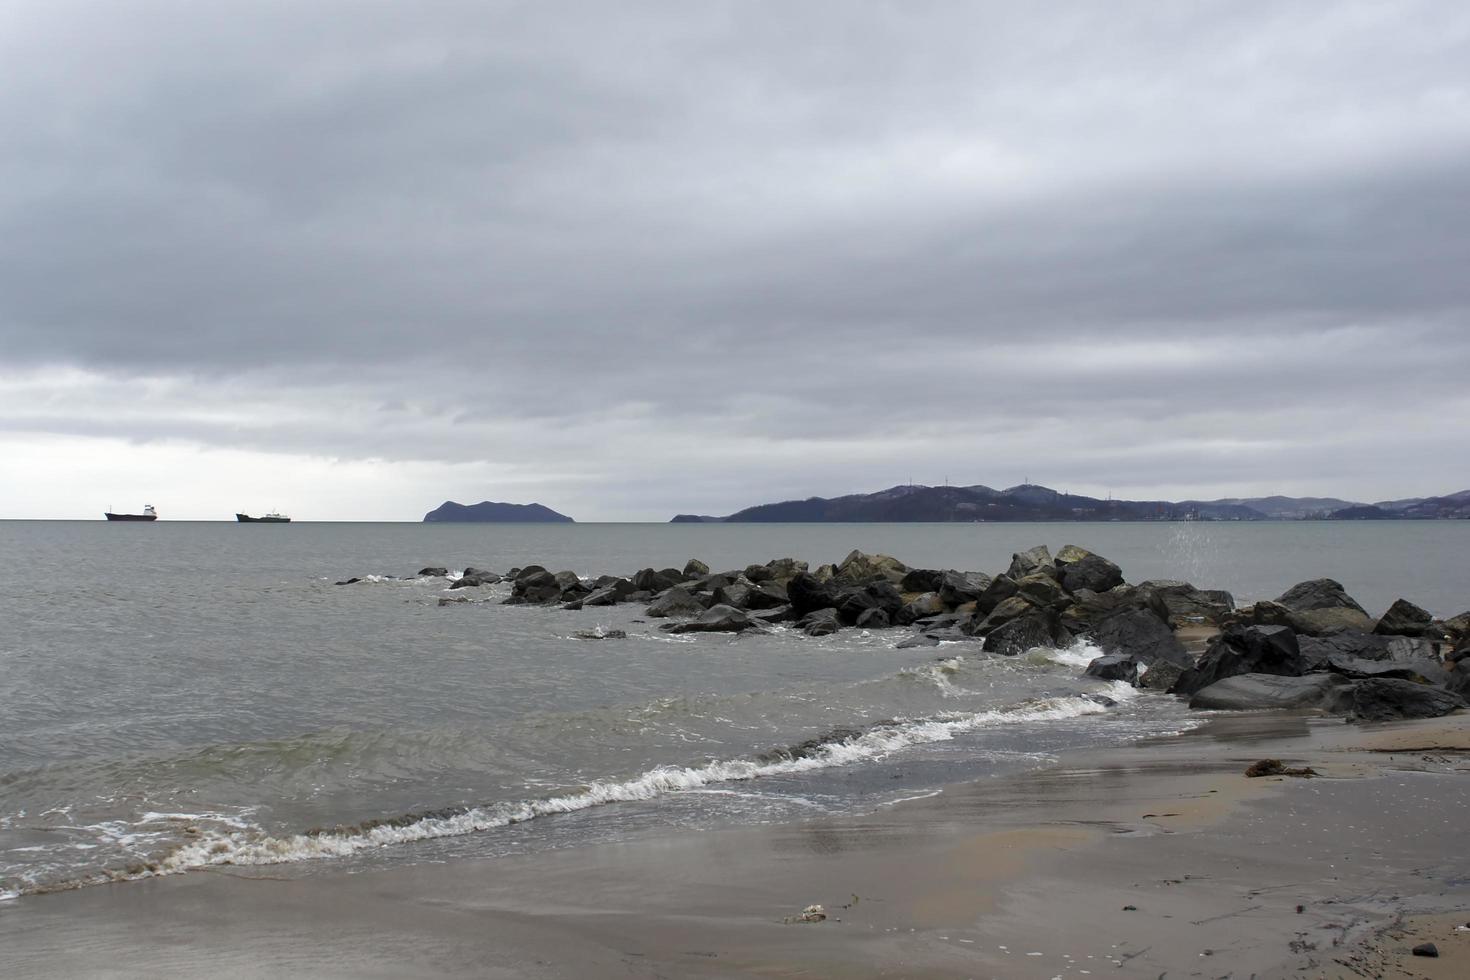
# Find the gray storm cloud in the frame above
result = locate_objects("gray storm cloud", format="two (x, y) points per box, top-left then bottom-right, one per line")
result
(1, 1), (1468, 518)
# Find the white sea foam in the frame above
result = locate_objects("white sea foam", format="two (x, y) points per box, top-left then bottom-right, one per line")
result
(1045, 638), (1107, 669)
(154, 693), (1118, 876)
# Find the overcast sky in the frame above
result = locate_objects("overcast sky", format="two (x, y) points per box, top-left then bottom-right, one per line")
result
(2, 1), (1468, 520)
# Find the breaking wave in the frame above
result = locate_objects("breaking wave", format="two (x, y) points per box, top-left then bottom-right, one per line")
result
(26, 690), (1127, 892)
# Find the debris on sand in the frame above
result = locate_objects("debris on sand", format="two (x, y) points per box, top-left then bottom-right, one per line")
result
(1244, 759), (1317, 778)
(784, 904), (827, 924)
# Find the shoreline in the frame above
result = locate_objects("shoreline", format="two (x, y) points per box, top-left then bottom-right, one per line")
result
(4, 711), (1468, 977)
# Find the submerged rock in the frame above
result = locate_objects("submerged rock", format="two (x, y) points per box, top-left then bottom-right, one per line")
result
(661, 604), (764, 634)
(1085, 653), (1140, 683)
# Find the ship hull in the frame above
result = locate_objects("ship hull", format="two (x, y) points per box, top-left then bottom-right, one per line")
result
(236, 514), (291, 523)
(104, 513), (157, 521)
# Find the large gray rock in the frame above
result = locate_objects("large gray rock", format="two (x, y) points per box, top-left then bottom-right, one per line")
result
(662, 604), (763, 634)
(1324, 655), (1449, 687)
(1373, 598), (1436, 638)
(799, 607), (841, 637)
(971, 595), (1037, 635)
(1276, 578), (1368, 615)
(1171, 625), (1310, 697)
(762, 557), (809, 584)
(1016, 573), (1068, 611)
(1060, 585), (1171, 633)
(900, 568), (946, 594)
(833, 550), (908, 585)
(1138, 580), (1235, 628)
(1058, 553), (1124, 594)
(1189, 673), (1354, 712)
(644, 587), (708, 618)
(982, 610), (1072, 656)
(895, 592), (945, 625)
(855, 607), (891, 630)
(1348, 679), (1466, 722)
(1297, 631), (1394, 667)
(1090, 607), (1190, 667)
(1006, 545), (1055, 581)
(939, 571), (991, 609)
(682, 558), (710, 578)
(633, 567), (681, 593)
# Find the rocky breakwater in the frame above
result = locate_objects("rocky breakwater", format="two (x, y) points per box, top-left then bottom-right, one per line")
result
(355, 547), (1469, 723)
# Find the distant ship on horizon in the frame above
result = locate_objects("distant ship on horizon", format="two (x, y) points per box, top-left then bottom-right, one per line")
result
(236, 511), (291, 523)
(105, 505), (157, 521)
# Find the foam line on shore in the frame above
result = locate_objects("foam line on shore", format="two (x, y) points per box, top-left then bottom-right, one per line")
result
(108, 691), (1129, 883)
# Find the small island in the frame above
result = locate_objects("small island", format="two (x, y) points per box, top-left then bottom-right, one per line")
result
(422, 501), (575, 523)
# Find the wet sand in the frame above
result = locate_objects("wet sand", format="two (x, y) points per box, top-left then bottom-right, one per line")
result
(3, 712), (1469, 978)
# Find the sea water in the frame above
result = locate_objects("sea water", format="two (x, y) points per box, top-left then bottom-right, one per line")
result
(1, 519), (1465, 899)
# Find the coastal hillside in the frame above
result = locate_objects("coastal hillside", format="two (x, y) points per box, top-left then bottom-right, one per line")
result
(669, 483), (1470, 523)
(423, 501), (575, 523)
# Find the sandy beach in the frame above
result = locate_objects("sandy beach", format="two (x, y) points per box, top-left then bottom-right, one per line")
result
(1, 710), (1466, 978)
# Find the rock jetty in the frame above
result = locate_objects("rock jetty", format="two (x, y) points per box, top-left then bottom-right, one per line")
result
(351, 548), (1470, 723)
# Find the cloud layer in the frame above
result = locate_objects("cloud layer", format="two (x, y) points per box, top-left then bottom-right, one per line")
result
(2, 1), (1468, 519)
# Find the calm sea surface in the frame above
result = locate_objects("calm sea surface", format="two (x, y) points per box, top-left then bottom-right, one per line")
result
(2, 520), (1465, 900)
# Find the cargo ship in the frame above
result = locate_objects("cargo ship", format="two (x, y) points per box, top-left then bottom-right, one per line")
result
(236, 512), (291, 523)
(105, 505), (157, 521)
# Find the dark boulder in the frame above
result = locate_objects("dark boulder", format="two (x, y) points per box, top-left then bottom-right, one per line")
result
(970, 595), (1037, 635)
(662, 604), (763, 635)
(644, 588), (708, 619)
(1016, 573), (1068, 611)
(900, 568), (946, 594)
(1090, 607), (1190, 667)
(1058, 553), (1124, 594)
(1060, 585), (1170, 633)
(1446, 660), (1470, 699)
(1348, 678), (1466, 722)
(417, 567), (449, 577)
(1054, 544), (1093, 567)
(939, 571), (990, 609)
(1373, 598), (1435, 637)
(1086, 654), (1140, 683)
(787, 572), (838, 617)
(1171, 625), (1309, 697)
(864, 581), (905, 619)
(1137, 580), (1235, 627)
(713, 579), (787, 611)
(510, 569), (562, 603)
(855, 608), (891, 630)
(742, 563), (774, 583)
(750, 605), (798, 625)
(1297, 631), (1393, 667)
(1276, 579), (1368, 614)
(982, 609), (1072, 655)
(632, 567), (681, 593)
(975, 574), (1019, 615)
(1189, 673), (1354, 712)
(682, 558), (710, 578)
(1289, 606), (1377, 636)
(799, 608), (841, 637)
(835, 587), (878, 626)
(1324, 655), (1449, 687)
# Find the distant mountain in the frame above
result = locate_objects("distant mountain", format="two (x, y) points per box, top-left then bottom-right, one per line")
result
(677, 484), (1262, 524)
(670, 484), (1470, 523)
(423, 501), (575, 523)
(1335, 489), (1470, 520)
(1210, 495), (1363, 519)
